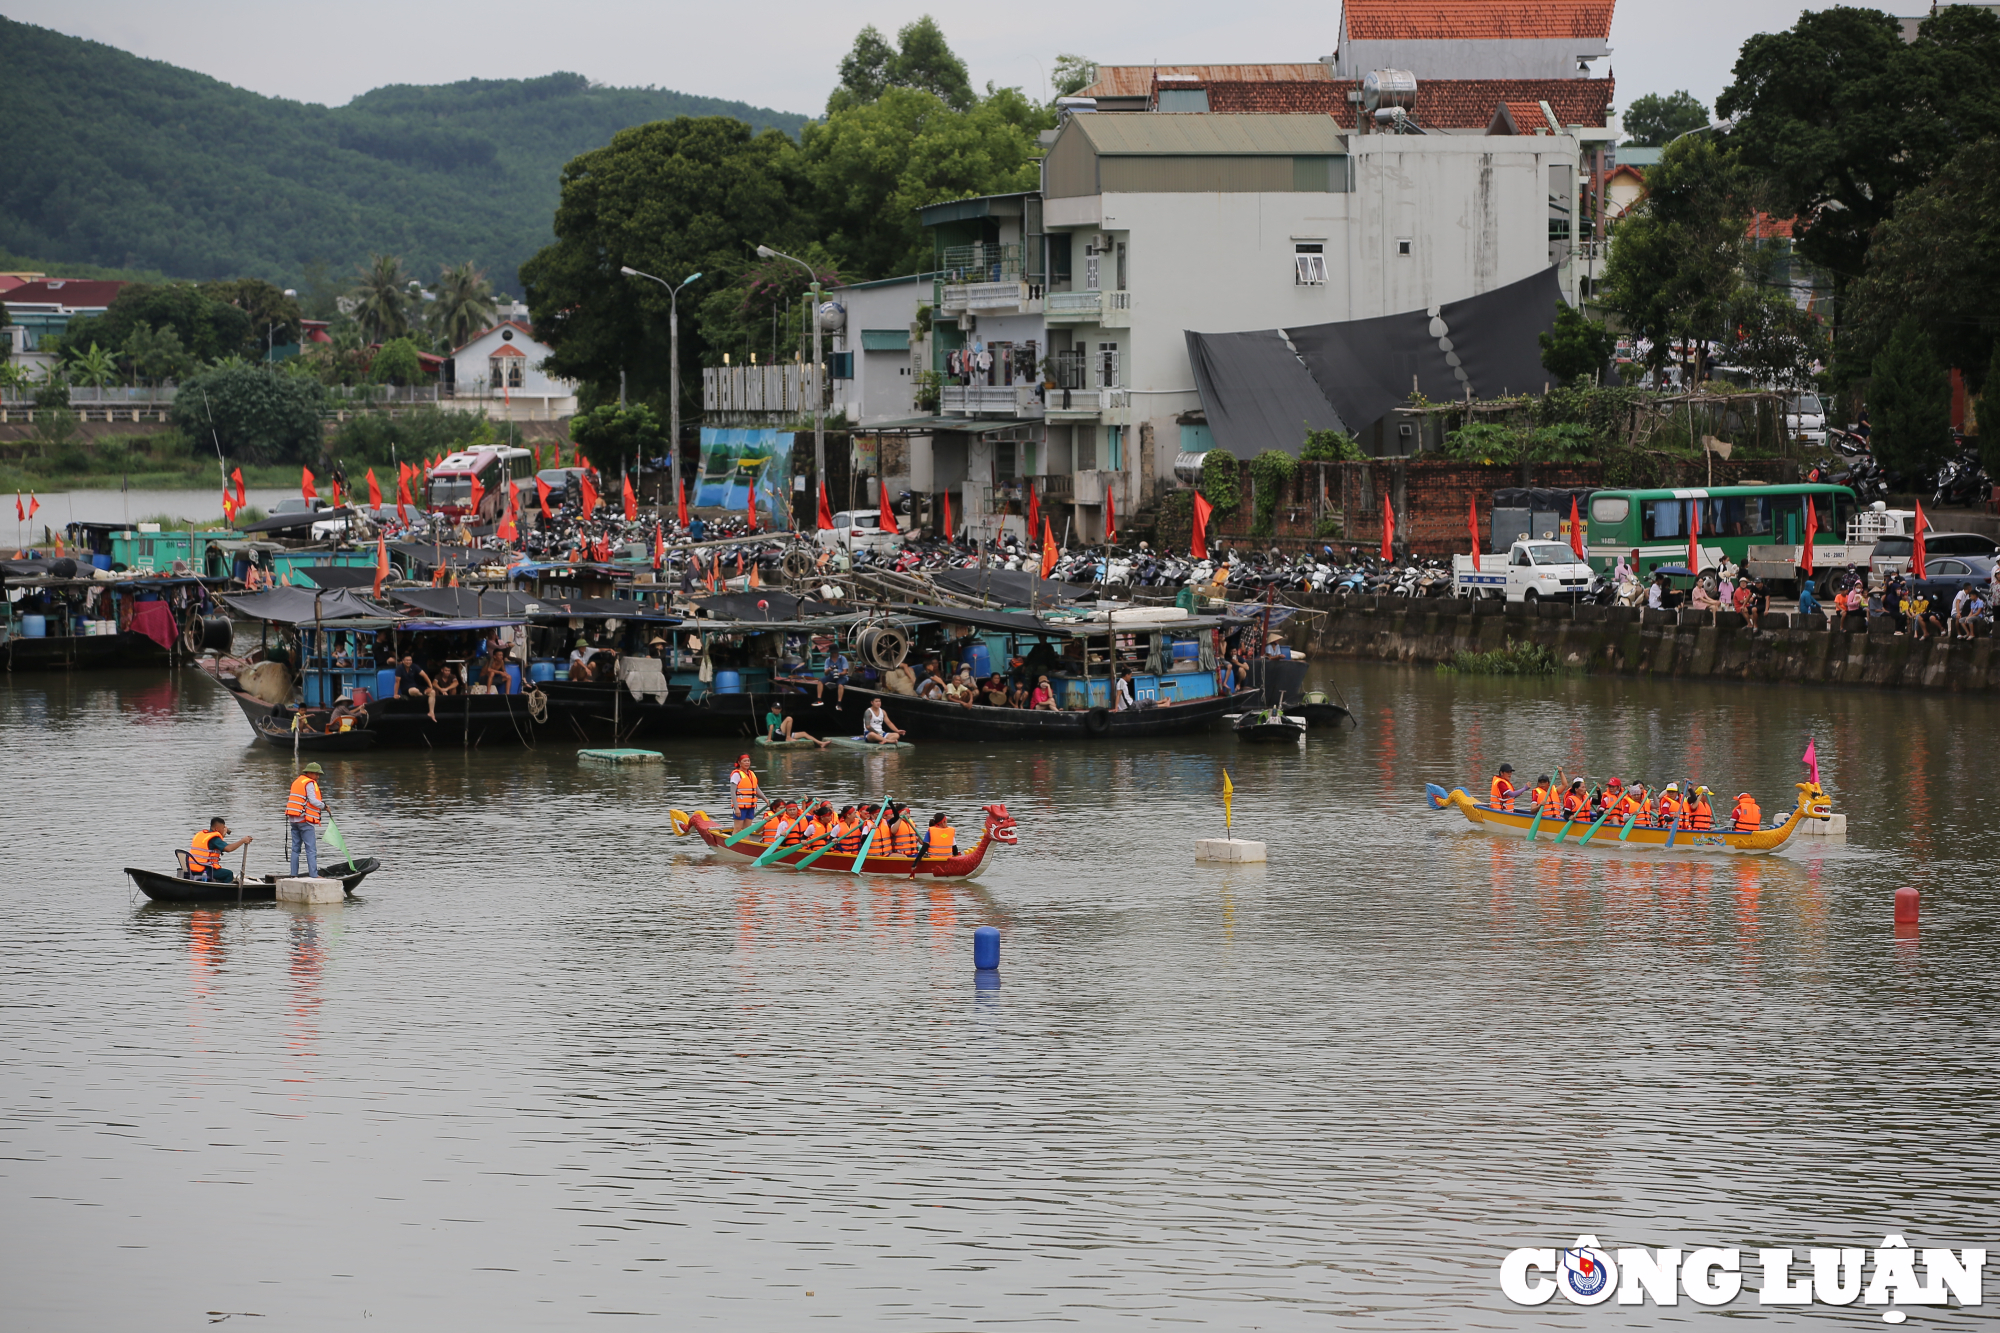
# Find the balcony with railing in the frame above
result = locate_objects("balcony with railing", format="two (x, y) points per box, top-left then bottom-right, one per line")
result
(1044, 288), (1131, 327)
(938, 243), (1043, 314)
(940, 384), (1043, 419)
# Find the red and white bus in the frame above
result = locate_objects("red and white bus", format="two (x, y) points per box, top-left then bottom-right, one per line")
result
(426, 447), (535, 520)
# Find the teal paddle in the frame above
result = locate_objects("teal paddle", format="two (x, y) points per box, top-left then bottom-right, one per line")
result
(1577, 805), (1615, 845)
(1665, 813), (1682, 848)
(750, 797), (820, 867)
(1617, 812), (1638, 842)
(790, 822), (848, 870)
(722, 799), (781, 848)
(850, 802), (895, 875)
(1526, 806), (1543, 841)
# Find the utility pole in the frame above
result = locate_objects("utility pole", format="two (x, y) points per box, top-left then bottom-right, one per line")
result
(618, 266), (704, 518)
(757, 245), (825, 511)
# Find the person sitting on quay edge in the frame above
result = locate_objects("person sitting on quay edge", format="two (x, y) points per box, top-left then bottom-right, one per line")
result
(764, 700), (829, 749)
(187, 817), (252, 882)
(1488, 763), (1516, 811)
(1691, 576), (1722, 615)
(1796, 574), (1820, 625)
(395, 653), (424, 702)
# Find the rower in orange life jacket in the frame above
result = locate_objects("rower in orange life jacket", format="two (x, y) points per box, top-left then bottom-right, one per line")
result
(1560, 778), (1590, 819)
(187, 817), (251, 882)
(1525, 776), (1552, 816)
(886, 807), (921, 858)
(921, 813), (956, 862)
(1534, 776), (1560, 818)
(1628, 783), (1654, 826)
(1656, 783), (1687, 827)
(781, 805), (819, 846)
(1730, 792), (1762, 832)
(1687, 787), (1715, 830)
(1597, 777), (1625, 816)
(1489, 764), (1517, 811)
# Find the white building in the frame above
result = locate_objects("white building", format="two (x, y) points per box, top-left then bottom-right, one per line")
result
(444, 319), (578, 421)
(1332, 0), (1614, 80)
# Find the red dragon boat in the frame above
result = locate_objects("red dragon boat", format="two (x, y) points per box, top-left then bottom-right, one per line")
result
(669, 804), (1018, 881)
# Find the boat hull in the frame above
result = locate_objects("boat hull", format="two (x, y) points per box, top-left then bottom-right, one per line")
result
(126, 857), (380, 902)
(806, 684), (1262, 742)
(5, 629), (171, 672)
(671, 807), (1015, 881)
(1425, 782), (1831, 856)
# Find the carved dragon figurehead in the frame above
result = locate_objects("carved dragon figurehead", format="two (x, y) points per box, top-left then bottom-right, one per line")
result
(1797, 781), (1832, 819)
(982, 803), (1019, 845)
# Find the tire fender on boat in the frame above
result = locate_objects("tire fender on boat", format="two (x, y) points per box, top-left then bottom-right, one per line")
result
(1085, 706), (1112, 736)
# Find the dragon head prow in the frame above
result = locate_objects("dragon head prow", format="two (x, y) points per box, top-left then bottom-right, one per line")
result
(983, 803), (1019, 845)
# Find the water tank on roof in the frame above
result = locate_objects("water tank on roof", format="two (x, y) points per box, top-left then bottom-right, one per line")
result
(1362, 69), (1417, 113)
(816, 301), (846, 333)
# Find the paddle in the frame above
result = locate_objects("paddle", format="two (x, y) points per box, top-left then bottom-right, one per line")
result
(722, 798), (781, 847)
(1617, 811), (1638, 842)
(1526, 806), (1543, 841)
(750, 799), (819, 867)
(906, 827), (934, 880)
(1577, 804), (1615, 845)
(1665, 813), (1682, 848)
(790, 817), (852, 870)
(849, 801), (896, 875)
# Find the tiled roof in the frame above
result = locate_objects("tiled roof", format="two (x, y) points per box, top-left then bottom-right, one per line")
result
(1076, 64), (1331, 99)
(1746, 212), (1796, 240)
(1205, 77), (1613, 128)
(1342, 0), (1616, 41)
(1501, 100), (1552, 133)
(1, 278), (128, 309)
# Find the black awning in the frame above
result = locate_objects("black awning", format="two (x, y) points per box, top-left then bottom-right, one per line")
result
(1185, 327), (1348, 460)
(694, 591), (841, 621)
(527, 597), (682, 622)
(928, 568), (1095, 605)
(220, 587), (398, 623)
(296, 564), (382, 589)
(389, 588), (540, 618)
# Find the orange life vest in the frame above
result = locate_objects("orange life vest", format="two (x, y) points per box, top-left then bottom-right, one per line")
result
(834, 818), (872, 853)
(923, 824), (956, 860)
(189, 830), (222, 873)
(1731, 797), (1762, 832)
(284, 774), (324, 824)
(1688, 797), (1713, 830)
(1490, 776), (1516, 811)
(888, 818), (920, 857)
(1561, 791), (1588, 819)
(783, 817), (819, 846)
(730, 768), (761, 810)
(1657, 795), (1685, 826)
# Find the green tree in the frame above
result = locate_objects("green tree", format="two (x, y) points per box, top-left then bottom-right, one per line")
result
(1248, 449), (1297, 537)
(1538, 303), (1618, 385)
(695, 245), (844, 367)
(369, 336), (426, 386)
(1868, 315), (1952, 482)
(170, 362), (327, 464)
(1722, 285), (1826, 390)
(122, 322), (196, 384)
(828, 17), (974, 113)
(1198, 448), (1240, 515)
(201, 278), (302, 352)
(1718, 5), (2000, 362)
(570, 402), (667, 463)
(1598, 134), (1745, 382)
(429, 261), (496, 350)
(66, 342), (118, 389)
(1621, 90), (1709, 147)
(521, 116), (801, 406)
(1050, 54), (1098, 100)
(351, 255), (412, 343)
(59, 283), (253, 364)
(1301, 428), (1362, 461)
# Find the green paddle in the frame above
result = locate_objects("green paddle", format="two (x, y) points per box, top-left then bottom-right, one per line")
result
(1617, 812), (1638, 841)
(849, 802), (896, 875)
(750, 799), (822, 867)
(1577, 805), (1615, 845)
(790, 820), (850, 870)
(1526, 806), (1543, 841)
(722, 798), (781, 848)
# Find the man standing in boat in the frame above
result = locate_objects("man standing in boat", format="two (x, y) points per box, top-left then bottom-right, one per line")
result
(285, 762), (327, 877)
(729, 754), (762, 832)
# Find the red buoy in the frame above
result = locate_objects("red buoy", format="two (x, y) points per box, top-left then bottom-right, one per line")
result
(1895, 886), (1920, 925)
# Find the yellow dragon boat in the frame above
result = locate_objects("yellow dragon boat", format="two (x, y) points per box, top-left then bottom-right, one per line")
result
(1426, 780), (1832, 856)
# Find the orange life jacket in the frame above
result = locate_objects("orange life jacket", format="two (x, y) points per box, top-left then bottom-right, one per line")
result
(730, 769), (761, 809)
(1490, 776), (1516, 811)
(1658, 795), (1685, 826)
(835, 818), (873, 853)
(783, 817), (819, 846)
(1731, 797), (1762, 832)
(189, 830), (222, 873)
(1561, 791), (1588, 818)
(923, 824), (956, 860)
(1688, 798), (1713, 830)
(888, 818), (920, 857)
(285, 774), (324, 824)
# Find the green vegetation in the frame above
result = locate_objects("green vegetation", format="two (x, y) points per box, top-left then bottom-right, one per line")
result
(323, 407), (523, 469)
(1538, 303), (1617, 386)
(1197, 449), (1241, 516)
(1620, 90), (1710, 147)
(168, 364), (326, 464)
(1868, 316), (1953, 481)
(1301, 429), (1364, 462)
(0, 15), (807, 287)
(0, 428), (296, 493)
(1248, 450), (1297, 537)
(1441, 421), (1593, 466)
(569, 403), (666, 462)
(1438, 641), (1562, 676)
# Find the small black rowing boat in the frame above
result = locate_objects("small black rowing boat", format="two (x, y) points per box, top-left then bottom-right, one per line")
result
(252, 715), (380, 751)
(125, 858), (381, 903)
(1231, 702), (1307, 744)
(1298, 690), (1354, 729)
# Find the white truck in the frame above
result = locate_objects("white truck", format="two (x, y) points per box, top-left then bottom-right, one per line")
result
(1454, 540), (1596, 602)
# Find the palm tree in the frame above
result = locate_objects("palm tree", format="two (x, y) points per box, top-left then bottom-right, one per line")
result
(431, 261), (496, 351)
(68, 341), (118, 391)
(351, 255), (410, 344)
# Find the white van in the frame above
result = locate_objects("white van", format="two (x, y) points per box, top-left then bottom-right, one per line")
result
(815, 510), (901, 553)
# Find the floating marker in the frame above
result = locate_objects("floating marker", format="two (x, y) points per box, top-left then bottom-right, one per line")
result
(973, 926), (1000, 971)
(1895, 886), (1919, 925)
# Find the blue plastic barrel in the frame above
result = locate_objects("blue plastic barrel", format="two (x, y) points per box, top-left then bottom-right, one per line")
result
(91, 554), (112, 570)
(529, 661), (556, 684)
(376, 668), (398, 700)
(973, 926), (1000, 970)
(961, 643), (992, 679)
(715, 669), (743, 694)
(506, 663), (522, 694)
(21, 614), (46, 638)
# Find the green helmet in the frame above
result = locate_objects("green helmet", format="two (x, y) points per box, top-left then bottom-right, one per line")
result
(300, 762), (324, 775)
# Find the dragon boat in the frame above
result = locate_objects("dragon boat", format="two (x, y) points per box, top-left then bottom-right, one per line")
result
(1426, 781), (1832, 856)
(669, 803), (1018, 881)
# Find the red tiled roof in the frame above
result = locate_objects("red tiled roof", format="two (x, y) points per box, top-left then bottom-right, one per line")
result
(1077, 64), (1332, 99)
(1205, 76), (1612, 128)
(1501, 100), (1552, 133)
(1746, 212), (1796, 240)
(1342, 0), (1615, 41)
(1, 278), (128, 309)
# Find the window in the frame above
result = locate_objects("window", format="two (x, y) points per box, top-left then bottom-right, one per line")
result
(1510, 546), (1532, 567)
(1396, 239), (1412, 257)
(1097, 342), (1119, 388)
(1157, 88), (1209, 113)
(1085, 250), (1100, 291)
(1116, 242), (1127, 291)
(1077, 429), (1097, 471)
(829, 351), (853, 380)
(490, 356), (523, 388)
(996, 440), (1016, 480)
(1591, 497), (1629, 524)
(1294, 242), (1327, 286)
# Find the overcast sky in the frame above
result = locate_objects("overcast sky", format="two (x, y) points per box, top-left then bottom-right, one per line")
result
(12, 1), (1830, 118)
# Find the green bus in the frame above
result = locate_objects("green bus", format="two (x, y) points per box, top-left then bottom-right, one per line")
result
(1585, 483), (1859, 587)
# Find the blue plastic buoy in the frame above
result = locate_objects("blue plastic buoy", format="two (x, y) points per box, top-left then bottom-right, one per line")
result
(973, 926), (1000, 970)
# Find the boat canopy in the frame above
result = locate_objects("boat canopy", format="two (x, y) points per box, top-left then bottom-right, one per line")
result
(220, 587), (398, 623)
(694, 591), (841, 621)
(395, 618), (528, 633)
(238, 507), (354, 535)
(890, 603), (1242, 637)
(390, 588), (542, 618)
(929, 568), (1096, 605)
(525, 597), (682, 622)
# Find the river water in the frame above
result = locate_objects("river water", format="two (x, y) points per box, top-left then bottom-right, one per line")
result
(3, 662), (1994, 1329)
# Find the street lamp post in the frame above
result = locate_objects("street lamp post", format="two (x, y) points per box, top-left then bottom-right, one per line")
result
(755, 244), (825, 517)
(619, 265), (703, 517)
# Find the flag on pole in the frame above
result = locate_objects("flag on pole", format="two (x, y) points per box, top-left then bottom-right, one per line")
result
(1027, 480), (1040, 541)
(677, 478), (689, 528)
(231, 467), (246, 512)
(1380, 493), (1395, 562)
(941, 488), (954, 541)
(745, 469), (758, 531)
(578, 471), (598, 517)
(817, 480), (834, 531)
(622, 474), (637, 522)
(14, 493), (22, 521)
(1191, 492), (1213, 560)
(1222, 769), (1234, 833)
(397, 472), (415, 524)
(1467, 494), (1482, 572)
(535, 474), (553, 518)
(532, 444), (542, 471)
(497, 482), (520, 542)
(1687, 493), (1701, 573)
(1912, 498), (1929, 579)
(653, 521), (664, 571)
(1040, 517), (1058, 579)
(1568, 494), (1585, 559)
(1104, 483), (1117, 545)
(366, 468), (383, 509)
(301, 468), (317, 503)
(27, 492), (39, 519)
(1802, 496), (1817, 575)
(877, 474), (896, 536)
(1802, 737), (1821, 787)
(467, 474), (485, 519)
(373, 535), (389, 596)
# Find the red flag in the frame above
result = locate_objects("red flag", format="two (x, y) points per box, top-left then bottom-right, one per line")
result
(653, 522), (664, 570)
(1569, 495), (1585, 559)
(579, 453), (591, 476)
(941, 488), (954, 541)
(816, 480), (834, 531)
(1380, 493), (1395, 562)
(1040, 517), (1058, 580)
(1687, 493), (1701, 574)
(677, 478), (689, 528)
(373, 535), (389, 596)
(467, 474), (485, 519)
(221, 491), (236, 525)
(497, 482), (521, 541)
(1104, 483), (1116, 546)
(1191, 491), (1213, 560)
(1468, 494), (1482, 573)
(301, 468), (317, 503)
(14, 493), (21, 521)
(1802, 496), (1817, 575)
(533, 444), (542, 471)
(231, 467), (246, 512)
(622, 474), (637, 522)
(1027, 481), (1040, 541)
(397, 472), (415, 524)
(536, 475), (553, 517)
(749, 559), (762, 589)
(745, 470), (758, 531)
(366, 468), (382, 509)
(1912, 499), (1928, 580)
(27, 492), (38, 519)
(704, 552), (716, 592)
(578, 471), (598, 517)
(878, 474), (896, 537)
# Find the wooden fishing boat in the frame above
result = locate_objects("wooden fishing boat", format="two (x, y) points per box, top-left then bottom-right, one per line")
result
(669, 804), (1017, 881)
(1426, 781), (1831, 856)
(253, 715), (380, 751)
(1298, 690), (1354, 729)
(1230, 704), (1306, 743)
(125, 857), (381, 903)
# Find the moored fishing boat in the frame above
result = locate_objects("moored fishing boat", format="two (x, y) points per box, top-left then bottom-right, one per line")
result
(1426, 781), (1832, 855)
(669, 804), (1017, 881)
(125, 857), (381, 903)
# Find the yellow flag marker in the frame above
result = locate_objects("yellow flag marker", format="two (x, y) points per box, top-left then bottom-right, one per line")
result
(1222, 769), (1234, 834)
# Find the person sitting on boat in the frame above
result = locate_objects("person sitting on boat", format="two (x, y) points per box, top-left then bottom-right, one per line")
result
(1595, 777), (1624, 815)
(920, 813), (956, 863)
(729, 755), (763, 831)
(885, 804), (921, 859)
(1488, 764), (1516, 811)
(813, 649), (851, 705)
(1687, 786), (1715, 830)
(395, 653), (424, 703)
(882, 660), (918, 695)
(1730, 791), (1762, 832)
(781, 803), (821, 847)
(285, 762), (327, 878)
(945, 666), (978, 708)
(917, 661), (949, 701)
(1561, 779), (1590, 819)
(326, 695), (367, 733)
(1657, 783), (1688, 828)
(765, 702), (829, 749)
(1528, 775), (1554, 816)
(188, 818), (252, 882)
(1623, 782), (1653, 826)
(861, 698), (905, 744)
(981, 674), (1012, 708)
(1114, 669), (1135, 712)
(834, 806), (878, 853)
(1030, 675), (1058, 711)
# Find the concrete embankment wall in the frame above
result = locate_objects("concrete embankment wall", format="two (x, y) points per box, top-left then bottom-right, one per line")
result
(1276, 596), (2000, 692)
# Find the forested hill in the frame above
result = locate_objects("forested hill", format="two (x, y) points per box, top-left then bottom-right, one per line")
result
(0, 16), (809, 290)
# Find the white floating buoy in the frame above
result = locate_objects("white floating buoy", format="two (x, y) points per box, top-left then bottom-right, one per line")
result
(277, 876), (344, 903)
(1195, 839), (1266, 863)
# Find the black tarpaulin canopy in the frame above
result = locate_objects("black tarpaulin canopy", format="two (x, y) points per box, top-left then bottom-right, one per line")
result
(928, 568), (1095, 605)
(527, 597), (682, 622)
(389, 588), (541, 617)
(238, 506), (350, 534)
(220, 588), (397, 622)
(296, 565), (382, 589)
(1184, 328), (1349, 460)
(694, 591), (841, 621)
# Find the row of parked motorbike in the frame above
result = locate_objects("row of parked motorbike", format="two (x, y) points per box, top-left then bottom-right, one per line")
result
(1805, 428), (1990, 509)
